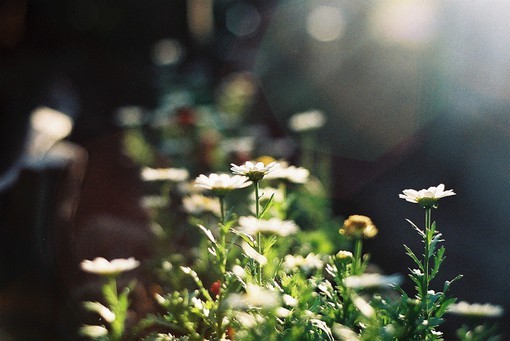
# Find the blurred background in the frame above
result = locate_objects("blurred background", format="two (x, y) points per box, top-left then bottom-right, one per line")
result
(1, 0), (509, 339)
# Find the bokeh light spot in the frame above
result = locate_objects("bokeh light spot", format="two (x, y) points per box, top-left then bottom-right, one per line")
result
(306, 5), (345, 42)
(151, 39), (184, 66)
(370, 0), (438, 46)
(226, 3), (261, 37)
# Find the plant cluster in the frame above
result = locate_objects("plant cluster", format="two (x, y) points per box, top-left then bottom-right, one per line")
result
(79, 87), (503, 340)
(80, 170), (503, 340)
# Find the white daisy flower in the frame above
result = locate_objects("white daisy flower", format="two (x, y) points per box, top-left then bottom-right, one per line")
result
(236, 216), (299, 237)
(194, 173), (251, 196)
(141, 167), (189, 182)
(265, 163), (310, 184)
(230, 161), (279, 182)
(288, 109), (326, 132)
(399, 184), (455, 208)
(80, 257), (140, 276)
(447, 301), (504, 318)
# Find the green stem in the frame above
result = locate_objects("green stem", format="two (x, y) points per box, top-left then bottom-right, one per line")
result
(106, 276), (123, 341)
(254, 181), (263, 283)
(254, 181), (260, 219)
(353, 238), (363, 275)
(219, 196), (225, 225)
(423, 208), (432, 320)
(218, 197), (227, 280)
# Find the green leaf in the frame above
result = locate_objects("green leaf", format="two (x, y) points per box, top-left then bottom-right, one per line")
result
(404, 245), (424, 271)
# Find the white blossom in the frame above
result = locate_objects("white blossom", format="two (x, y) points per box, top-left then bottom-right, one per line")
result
(399, 184), (455, 208)
(141, 166), (189, 182)
(80, 257), (140, 276)
(447, 301), (504, 317)
(236, 216), (299, 237)
(230, 161), (279, 181)
(264, 163), (310, 184)
(195, 173), (251, 194)
(343, 273), (402, 289)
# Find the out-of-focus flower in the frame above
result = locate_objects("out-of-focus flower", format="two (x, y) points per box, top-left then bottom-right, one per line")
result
(141, 167), (189, 182)
(264, 162), (310, 184)
(332, 323), (360, 341)
(282, 253), (324, 273)
(288, 109), (326, 132)
(352, 294), (375, 318)
(227, 284), (281, 309)
(183, 194), (221, 216)
(195, 173), (251, 196)
(343, 273), (402, 289)
(336, 250), (353, 261)
(79, 325), (108, 338)
(241, 242), (267, 265)
(232, 265), (246, 278)
(447, 301), (504, 318)
(339, 215), (378, 239)
(234, 311), (266, 329)
(80, 257), (140, 276)
(83, 301), (116, 323)
(230, 161), (279, 182)
(236, 216), (299, 237)
(399, 184), (455, 208)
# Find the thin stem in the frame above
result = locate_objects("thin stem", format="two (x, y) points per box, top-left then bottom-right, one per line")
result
(254, 180), (260, 219)
(353, 238), (363, 275)
(219, 196), (225, 225)
(254, 180), (263, 283)
(423, 208), (432, 320)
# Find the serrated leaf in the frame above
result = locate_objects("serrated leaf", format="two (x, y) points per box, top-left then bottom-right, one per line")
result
(404, 245), (424, 271)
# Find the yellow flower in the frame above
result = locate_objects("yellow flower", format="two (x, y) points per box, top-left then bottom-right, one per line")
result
(339, 215), (378, 239)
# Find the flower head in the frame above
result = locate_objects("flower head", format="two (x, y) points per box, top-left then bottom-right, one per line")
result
(230, 161), (279, 182)
(264, 162), (310, 184)
(194, 173), (251, 196)
(237, 216), (299, 237)
(339, 215), (378, 239)
(399, 184), (455, 208)
(343, 273), (403, 289)
(141, 167), (189, 182)
(80, 257), (140, 276)
(447, 301), (504, 318)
